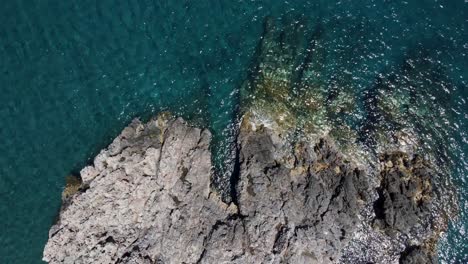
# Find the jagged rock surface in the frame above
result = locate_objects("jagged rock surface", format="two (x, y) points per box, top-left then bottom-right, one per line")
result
(44, 115), (445, 264)
(44, 116), (234, 263)
(235, 123), (371, 263)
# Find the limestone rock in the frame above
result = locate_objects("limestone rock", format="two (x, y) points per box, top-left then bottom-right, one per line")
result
(43, 114), (448, 263)
(44, 116), (226, 263)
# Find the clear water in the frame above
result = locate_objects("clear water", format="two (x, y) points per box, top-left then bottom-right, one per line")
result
(0, 1), (466, 263)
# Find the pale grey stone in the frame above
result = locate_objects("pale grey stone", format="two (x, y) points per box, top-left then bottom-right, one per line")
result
(43, 115), (448, 264)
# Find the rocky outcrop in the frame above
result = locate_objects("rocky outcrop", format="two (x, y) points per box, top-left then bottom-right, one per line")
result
(44, 17), (455, 264)
(234, 122), (371, 263)
(44, 115), (223, 263)
(44, 113), (448, 263)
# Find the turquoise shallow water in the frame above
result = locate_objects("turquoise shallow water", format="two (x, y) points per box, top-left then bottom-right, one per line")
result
(0, 1), (466, 263)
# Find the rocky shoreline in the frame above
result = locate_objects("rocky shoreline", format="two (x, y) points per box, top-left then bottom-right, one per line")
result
(44, 112), (449, 263)
(43, 18), (456, 263)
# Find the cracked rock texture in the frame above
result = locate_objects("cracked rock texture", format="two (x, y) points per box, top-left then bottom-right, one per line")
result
(44, 113), (447, 263)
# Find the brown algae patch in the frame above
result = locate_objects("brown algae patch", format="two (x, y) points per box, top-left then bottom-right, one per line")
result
(62, 174), (83, 201)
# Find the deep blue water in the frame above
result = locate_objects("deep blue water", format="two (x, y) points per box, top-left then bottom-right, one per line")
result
(0, 1), (466, 263)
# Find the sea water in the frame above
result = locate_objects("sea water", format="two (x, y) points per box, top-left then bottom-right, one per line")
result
(0, 1), (466, 263)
